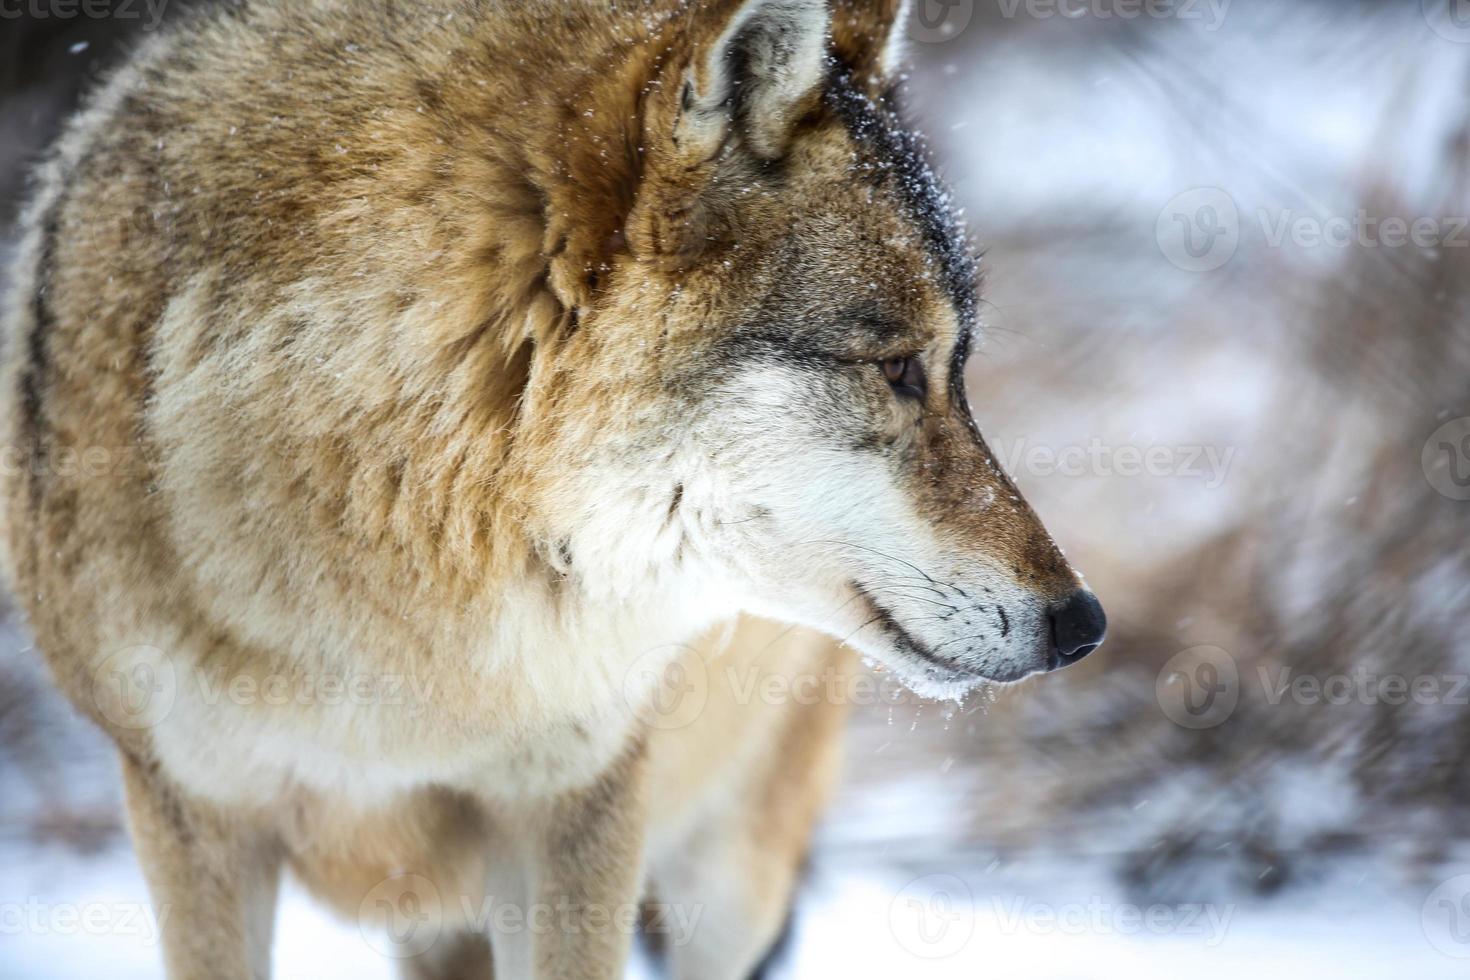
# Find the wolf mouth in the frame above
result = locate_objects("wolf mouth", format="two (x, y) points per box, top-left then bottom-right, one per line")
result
(851, 583), (980, 685)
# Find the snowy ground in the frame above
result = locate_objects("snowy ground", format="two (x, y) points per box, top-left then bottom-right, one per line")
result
(5, 828), (1469, 978)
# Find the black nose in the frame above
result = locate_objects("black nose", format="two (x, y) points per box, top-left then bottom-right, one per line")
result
(1050, 590), (1107, 667)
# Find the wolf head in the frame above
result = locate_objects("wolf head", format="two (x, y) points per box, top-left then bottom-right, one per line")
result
(521, 0), (1104, 695)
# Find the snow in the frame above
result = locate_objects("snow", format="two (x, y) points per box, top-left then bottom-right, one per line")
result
(3, 836), (1466, 979)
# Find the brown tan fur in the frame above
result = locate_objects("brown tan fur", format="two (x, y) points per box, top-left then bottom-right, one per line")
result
(1, 1), (1099, 977)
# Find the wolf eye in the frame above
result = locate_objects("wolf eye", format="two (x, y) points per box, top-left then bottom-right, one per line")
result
(880, 356), (927, 399)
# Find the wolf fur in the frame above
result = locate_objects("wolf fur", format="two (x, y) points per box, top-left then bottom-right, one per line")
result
(0, 1), (1095, 976)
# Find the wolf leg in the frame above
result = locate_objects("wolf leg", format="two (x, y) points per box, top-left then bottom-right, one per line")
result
(486, 742), (648, 980)
(650, 814), (802, 980)
(121, 753), (280, 980)
(648, 628), (851, 980)
(398, 931), (495, 980)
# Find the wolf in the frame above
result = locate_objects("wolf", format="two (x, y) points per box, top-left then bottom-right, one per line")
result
(0, 0), (1105, 976)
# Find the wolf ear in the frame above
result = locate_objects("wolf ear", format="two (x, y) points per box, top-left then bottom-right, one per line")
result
(675, 0), (831, 161)
(628, 0), (830, 265)
(831, 0), (912, 90)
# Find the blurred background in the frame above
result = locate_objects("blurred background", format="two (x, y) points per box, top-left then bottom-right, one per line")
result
(3, 1), (1470, 976)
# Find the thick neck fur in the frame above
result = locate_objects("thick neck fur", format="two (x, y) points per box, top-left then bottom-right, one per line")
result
(167, 4), (685, 614)
(83, 1), (912, 685)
